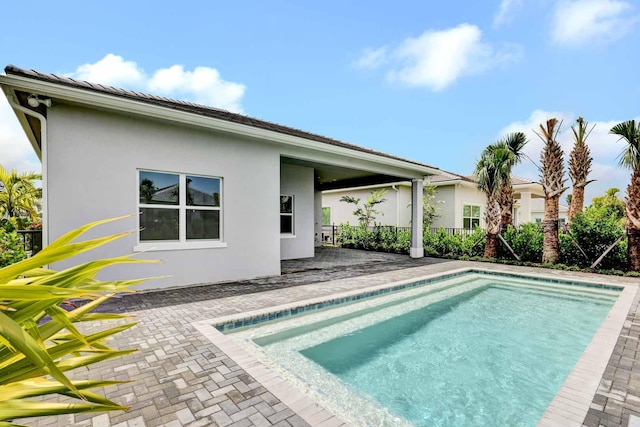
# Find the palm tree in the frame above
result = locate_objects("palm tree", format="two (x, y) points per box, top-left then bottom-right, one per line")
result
(485, 132), (528, 232)
(474, 147), (511, 258)
(567, 117), (595, 226)
(535, 118), (568, 264)
(0, 164), (41, 223)
(610, 120), (640, 271)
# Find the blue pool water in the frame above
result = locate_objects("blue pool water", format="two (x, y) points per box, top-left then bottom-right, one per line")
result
(297, 283), (615, 426)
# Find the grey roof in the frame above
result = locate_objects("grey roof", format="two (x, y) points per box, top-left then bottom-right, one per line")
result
(4, 65), (438, 172)
(428, 170), (475, 183)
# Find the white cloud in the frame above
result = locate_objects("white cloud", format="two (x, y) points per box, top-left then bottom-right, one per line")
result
(72, 54), (145, 87)
(69, 54), (246, 113)
(497, 110), (640, 203)
(552, 0), (638, 47)
(0, 99), (41, 175)
(493, 0), (523, 28)
(353, 47), (388, 70)
(149, 65), (245, 113)
(359, 24), (521, 91)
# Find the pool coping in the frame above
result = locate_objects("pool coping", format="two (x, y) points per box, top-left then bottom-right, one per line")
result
(192, 267), (637, 427)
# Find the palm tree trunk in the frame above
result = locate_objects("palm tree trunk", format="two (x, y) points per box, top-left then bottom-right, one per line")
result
(627, 170), (640, 271)
(499, 184), (514, 233)
(542, 195), (560, 263)
(484, 232), (499, 258)
(628, 229), (640, 271)
(568, 185), (585, 226)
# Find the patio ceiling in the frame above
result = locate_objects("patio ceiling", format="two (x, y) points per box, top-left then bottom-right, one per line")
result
(281, 157), (414, 191)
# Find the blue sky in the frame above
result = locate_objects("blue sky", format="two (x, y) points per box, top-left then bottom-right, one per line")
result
(1, 0), (639, 203)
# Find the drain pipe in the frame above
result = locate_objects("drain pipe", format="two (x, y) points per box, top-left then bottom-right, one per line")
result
(391, 184), (400, 227)
(6, 95), (49, 248)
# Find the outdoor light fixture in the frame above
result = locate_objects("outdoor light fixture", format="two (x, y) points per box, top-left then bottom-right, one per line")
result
(27, 94), (52, 108)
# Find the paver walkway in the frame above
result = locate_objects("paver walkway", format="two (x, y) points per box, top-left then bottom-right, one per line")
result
(21, 247), (640, 427)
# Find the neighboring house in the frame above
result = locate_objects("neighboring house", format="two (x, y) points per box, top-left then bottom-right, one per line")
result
(528, 198), (569, 228)
(0, 65), (439, 290)
(323, 170), (549, 230)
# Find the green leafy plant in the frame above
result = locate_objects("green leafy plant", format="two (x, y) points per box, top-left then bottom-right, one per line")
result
(0, 227), (26, 267)
(502, 223), (544, 263)
(0, 216), (158, 425)
(339, 189), (388, 228)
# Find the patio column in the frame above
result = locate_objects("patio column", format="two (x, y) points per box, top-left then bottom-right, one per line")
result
(410, 179), (424, 258)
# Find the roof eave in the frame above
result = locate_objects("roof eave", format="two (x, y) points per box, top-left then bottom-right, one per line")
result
(0, 73), (439, 177)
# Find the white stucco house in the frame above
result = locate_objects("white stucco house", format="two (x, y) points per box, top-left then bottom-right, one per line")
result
(322, 170), (563, 230)
(0, 65), (439, 290)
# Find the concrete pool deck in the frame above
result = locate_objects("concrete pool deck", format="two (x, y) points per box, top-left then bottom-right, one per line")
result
(23, 247), (640, 427)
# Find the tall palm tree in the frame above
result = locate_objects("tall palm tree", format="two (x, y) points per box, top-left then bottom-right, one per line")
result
(0, 165), (42, 223)
(535, 118), (568, 264)
(567, 117), (595, 226)
(485, 132), (528, 232)
(474, 147), (512, 258)
(610, 120), (640, 271)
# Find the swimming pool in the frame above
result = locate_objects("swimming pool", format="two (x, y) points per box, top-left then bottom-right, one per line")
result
(198, 270), (631, 426)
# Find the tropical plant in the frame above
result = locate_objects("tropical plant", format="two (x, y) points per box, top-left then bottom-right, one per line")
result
(421, 182), (443, 230)
(0, 216), (158, 423)
(560, 207), (626, 269)
(503, 223), (544, 263)
(0, 165), (42, 228)
(486, 132), (528, 232)
(474, 147), (512, 258)
(590, 188), (626, 223)
(610, 119), (640, 271)
(567, 117), (595, 226)
(339, 189), (388, 228)
(0, 227), (26, 267)
(536, 118), (568, 264)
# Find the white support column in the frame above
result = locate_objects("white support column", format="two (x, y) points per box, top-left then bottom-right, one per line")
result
(520, 191), (532, 224)
(410, 179), (424, 258)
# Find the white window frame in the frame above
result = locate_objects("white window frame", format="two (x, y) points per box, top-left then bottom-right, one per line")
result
(134, 169), (227, 251)
(280, 194), (295, 237)
(462, 204), (481, 230)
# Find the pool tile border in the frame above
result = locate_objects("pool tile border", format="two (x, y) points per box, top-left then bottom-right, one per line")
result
(212, 268), (625, 333)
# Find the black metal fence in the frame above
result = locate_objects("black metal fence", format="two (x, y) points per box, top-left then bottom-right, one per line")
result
(16, 230), (42, 256)
(321, 225), (481, 246)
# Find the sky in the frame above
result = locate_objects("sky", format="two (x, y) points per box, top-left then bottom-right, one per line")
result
(1, 0), (639, 204)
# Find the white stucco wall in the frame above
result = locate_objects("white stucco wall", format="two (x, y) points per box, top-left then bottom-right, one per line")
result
(431, 185), (456, 229)
(47, 104), (282, 290)
(322, 186), (399, 226)
(280, 163), (315, 260)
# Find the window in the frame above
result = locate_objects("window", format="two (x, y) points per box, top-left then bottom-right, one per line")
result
(280, 195), (294, 234)
(322, 207), (331, 226)
(138, 170), (222, 247)
(463, 205), (481, 230)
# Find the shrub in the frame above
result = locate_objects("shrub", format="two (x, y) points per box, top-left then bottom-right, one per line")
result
(0, 227), (26, 267)
(0, 216), (157, 422)
(561, 209), (626, 269)
(502, 223), (543, 263)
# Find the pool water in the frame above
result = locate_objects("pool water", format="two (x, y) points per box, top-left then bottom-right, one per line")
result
(230, 274), (619, 426)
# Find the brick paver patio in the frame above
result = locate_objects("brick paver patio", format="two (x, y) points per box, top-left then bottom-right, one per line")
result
(21, 247), (640, 427)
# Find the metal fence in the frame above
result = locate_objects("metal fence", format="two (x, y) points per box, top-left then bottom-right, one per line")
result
(16, 230), (42, 256)
(321, 225), (481, 246)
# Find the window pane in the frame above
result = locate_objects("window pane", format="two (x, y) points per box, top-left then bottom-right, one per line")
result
(281, 215), (293, 234)
(463, 205), (471, 217)
(280, 195), (293, 214)
(472, 206), (481, 218)
(472, 218), (480, 228)
(186, 209), (220, 240)
(463, 218), (471, 230)
(140, 208), (179, 241)
(139, 171), (179, 205)
(186, 176), (221, 207)
(322, 207), (331, 226)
